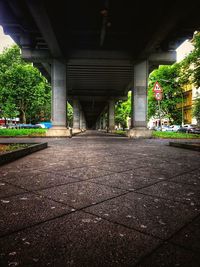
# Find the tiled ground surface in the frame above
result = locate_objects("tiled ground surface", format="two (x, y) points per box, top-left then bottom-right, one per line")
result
(0, 131), (200, 266)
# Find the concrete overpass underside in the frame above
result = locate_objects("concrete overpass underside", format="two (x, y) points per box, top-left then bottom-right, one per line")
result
(0, 0), (200, 134)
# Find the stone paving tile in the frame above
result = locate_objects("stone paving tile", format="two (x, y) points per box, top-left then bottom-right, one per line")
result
(39, 160), (89, 172)
(127, 167), (179, 179)
(0, 192), (71, 236)
(137, 181), (200, 206)
(0, 211), (161, 267)
(136, 161), (195, 174)
(170, 169), (200, 186)
(1, 169), (42, 179)
(85, 192), (200, 239)
(90, 162), (134, 172)
(0, 182), (26, 198)
(0, 161), (39, 172)
(135, 165), (192, 178)
(0, 135), (200, 266)
(105, 157), (146, 166)
(1, 172), (78, 191)
(38, 181), (126, 209)
(56, 166), (114, 180)
(136, 242), (200, 267)
(89, 171), (165, 190)
(170, 215), (200, 253)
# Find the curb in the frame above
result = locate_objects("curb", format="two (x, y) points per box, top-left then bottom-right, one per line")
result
(0, 136), (72, 138)
(169, 142), (200, 151)
(0, 142), (48, 166)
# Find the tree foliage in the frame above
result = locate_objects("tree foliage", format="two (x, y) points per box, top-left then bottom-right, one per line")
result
(148, 65), (182, 124)
(178, 32), (200, 87)
(193, 98), (200, 125)
(67, 102), (73, 127)
(115, 91), (131, 129)
(148, 32), (200, 125)
(0, 45), (51, 123)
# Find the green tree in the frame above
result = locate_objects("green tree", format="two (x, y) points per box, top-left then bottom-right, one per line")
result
(115, 91), (131, 129)
(193, 98), (200, 125)
(0, 98), (19, 125)
(148, 65), (183, 124)
(178, 32), (200, 87)
(67, 102), (73, 127)
(0, 45), (51, 124)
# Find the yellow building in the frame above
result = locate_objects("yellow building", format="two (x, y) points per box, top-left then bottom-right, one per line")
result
(177, 84), (200, 124)
(183, 84), (192, 124)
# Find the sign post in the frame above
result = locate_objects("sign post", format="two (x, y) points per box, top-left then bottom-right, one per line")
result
(153, 81), (163, 130)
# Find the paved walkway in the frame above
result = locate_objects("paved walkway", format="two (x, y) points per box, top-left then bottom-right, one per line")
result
(0, 131), (200, 266)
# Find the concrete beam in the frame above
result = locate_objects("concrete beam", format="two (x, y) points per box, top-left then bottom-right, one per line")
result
(140, 2), (190, 55)
(148, 51), (176, 65)
(41, 63), (51, 76)
(68, 50), (131, 60)
(25, 0), (62, 58)
(21, 49), (51, 62)
(68, 96), (127, 102)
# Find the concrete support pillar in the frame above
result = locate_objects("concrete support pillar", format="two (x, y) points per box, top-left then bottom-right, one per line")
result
(128, 60), (152, 138)
(73, 99), (81, 132)
(99, 116), (102, 130)
(79, 109), (86, 130)
(99, 118), (102, 129)
(108, 100), (115, 131)
(47, 59), (71, 136)
(80, 109), (83, 129)
(82, 114), (86, 130)
(102, 116), (106, 130)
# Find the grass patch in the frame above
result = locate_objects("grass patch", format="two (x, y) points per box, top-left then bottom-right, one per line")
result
(0, 143), (30, 153)
(0, 128), (47, 136)
(114, 130), (127, 136)
(152, 131), (200, 139)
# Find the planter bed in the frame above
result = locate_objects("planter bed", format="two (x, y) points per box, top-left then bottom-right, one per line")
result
(0, 142), (48, 166)
(169, 142), (200, 151)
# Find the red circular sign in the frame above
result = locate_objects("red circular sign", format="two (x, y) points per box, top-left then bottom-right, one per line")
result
(155, 92), (162, 100)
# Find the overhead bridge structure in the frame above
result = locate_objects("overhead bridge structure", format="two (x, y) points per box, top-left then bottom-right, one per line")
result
(0, 0), (200, 136)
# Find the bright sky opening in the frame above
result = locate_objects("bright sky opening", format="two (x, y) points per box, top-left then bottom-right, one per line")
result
(0, 25), (15, 53)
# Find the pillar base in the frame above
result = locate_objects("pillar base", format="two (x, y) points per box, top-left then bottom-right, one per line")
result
(128, 127), (152, 138)
(108, 130), (115, 133)
(108, 126), (115, 133)
(72, 128), (82, 135)
(46, 127), (72, 137)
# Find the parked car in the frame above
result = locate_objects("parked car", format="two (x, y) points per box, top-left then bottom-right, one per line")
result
(6, 124), (18, 129)
(177, 124), (199, 134)
(35, 123), (46, 128)
(0, 125), (7, 129)
(17, 124), (43, 129)
(183, 124), (197, 130)
(169, 125), (181, 132)
(187, 126), (200, 134)
(153, 125), (172, 132)
(38, 122), (52, 129)
(161, 125), (172, 132)
(177, 127), (188, 133)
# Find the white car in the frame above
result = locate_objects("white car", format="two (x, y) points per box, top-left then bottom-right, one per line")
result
(169, 125), (181, 132)
(35, 124), (46, 128)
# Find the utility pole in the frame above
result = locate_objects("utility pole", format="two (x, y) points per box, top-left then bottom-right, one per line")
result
(158, 100), (162, 130)
(153, 81), (163, 130)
